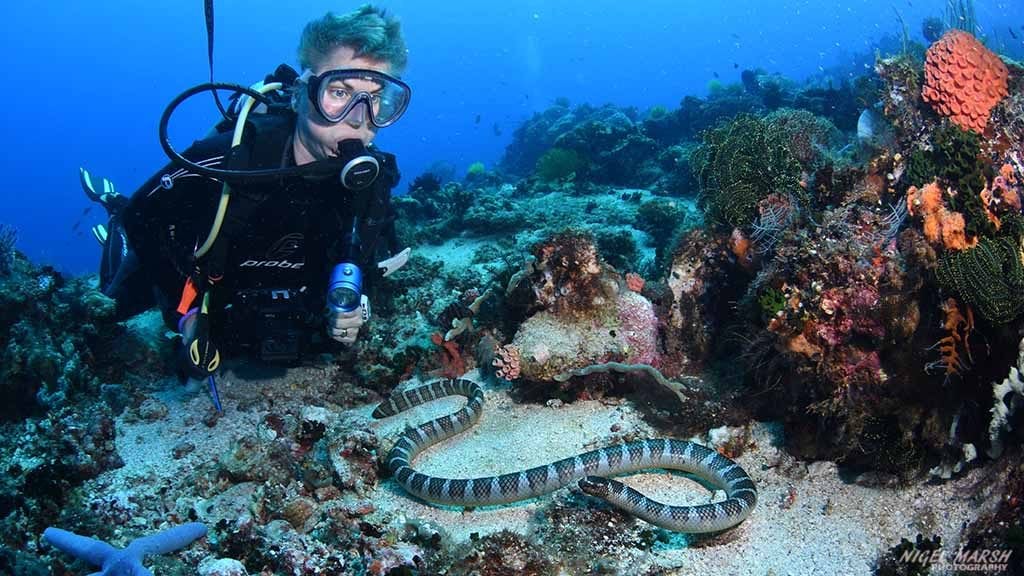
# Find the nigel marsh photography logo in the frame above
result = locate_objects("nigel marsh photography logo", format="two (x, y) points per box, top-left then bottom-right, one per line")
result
(899, 545), (1013, 572)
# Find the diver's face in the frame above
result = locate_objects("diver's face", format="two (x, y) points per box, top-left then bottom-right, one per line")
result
(294, 45), (387, 165)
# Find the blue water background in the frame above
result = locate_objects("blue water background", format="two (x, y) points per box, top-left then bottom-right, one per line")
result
(1, 0), (1022, 275)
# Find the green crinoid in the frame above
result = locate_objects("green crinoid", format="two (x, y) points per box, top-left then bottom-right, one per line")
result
(758, 287), (787, 318)
(936, 235), (1024, 324)
(934, 124), (995, 239)
(694, 114), (804, 229)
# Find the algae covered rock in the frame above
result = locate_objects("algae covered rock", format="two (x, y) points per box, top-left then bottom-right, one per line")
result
(513, 290), (659, 382)
(663, 228), (735, 369)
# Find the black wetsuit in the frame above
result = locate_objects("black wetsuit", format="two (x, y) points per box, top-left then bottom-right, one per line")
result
(100, 113), (400, 361)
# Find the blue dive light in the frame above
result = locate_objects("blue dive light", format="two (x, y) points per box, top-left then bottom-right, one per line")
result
(327, 262), (363, 313)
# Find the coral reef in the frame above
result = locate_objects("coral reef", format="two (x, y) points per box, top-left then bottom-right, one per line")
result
(662, 228), (737, 371)
(9, 27), (1024, 576)
(551, 108), (660, 187)
(499, 98), (577, 177)
(0, 255), (162, 422)
(635, 198), (686, 240)
(765, 108), (841, 171)
(733, 195), (960, 474)
(932, 124), (994, 240)
(517, 231), (609, 318)
(0, 404), (123, 568)
(408, 171), (442, 196)
(0, 223), (16, 277)
(792, 82), (863, 132)
(505, 233), (661, 386)
(535, 147), (588, 182)
(876, 55), (928, 146)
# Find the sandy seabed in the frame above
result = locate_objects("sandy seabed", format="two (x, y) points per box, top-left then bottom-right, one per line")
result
(102, 368), (998, 576)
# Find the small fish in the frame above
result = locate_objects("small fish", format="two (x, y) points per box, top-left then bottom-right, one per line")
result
(733, 62), (739, 69)
(730, 33), (740, 39)
(474, 114), (481, 124)
(713, 71), (720, 78)
(492, 123), (502, 137)
(1010, 27), (1019, 40)
(71, 206), (93, 233)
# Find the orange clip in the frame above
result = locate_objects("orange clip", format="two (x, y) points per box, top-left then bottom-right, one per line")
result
(176, 277), (199, 315)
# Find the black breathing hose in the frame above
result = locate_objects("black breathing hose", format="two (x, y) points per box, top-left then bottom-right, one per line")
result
(158, 82), (348, 182)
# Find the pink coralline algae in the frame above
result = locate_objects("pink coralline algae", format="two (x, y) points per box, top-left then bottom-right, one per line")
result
(512, 290), (661, 381)
(849, 286), (884, 339)
(814, 315), (853, 348)
(616, 290), (660, 366)
(625, 272), (646, 293)
(815, 285), (884, 348)
(837, 348), (885, 389)
(982, 164), (1023, 228)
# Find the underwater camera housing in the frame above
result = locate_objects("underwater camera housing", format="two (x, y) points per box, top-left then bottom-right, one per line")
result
(224, 288), (324, 363)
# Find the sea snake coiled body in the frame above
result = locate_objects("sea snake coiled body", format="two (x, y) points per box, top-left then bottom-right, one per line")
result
(373, 378), (757, 533)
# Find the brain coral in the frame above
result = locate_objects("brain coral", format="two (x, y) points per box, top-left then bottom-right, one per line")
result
(922, 30), (1008, 134)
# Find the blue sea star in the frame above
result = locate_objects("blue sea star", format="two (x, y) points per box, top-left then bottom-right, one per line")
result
(42, 522), (208, 576)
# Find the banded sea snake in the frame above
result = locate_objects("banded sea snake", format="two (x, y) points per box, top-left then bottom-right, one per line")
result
(372, 378), (757, 533)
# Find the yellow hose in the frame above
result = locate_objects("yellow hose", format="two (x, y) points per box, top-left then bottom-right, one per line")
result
(194, 81), (284, 259)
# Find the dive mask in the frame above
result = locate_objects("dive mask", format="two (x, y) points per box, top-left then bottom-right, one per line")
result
(303, 68), (411, 127)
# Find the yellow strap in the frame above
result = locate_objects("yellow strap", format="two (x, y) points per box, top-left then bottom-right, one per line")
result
(193, 82), (283, 259)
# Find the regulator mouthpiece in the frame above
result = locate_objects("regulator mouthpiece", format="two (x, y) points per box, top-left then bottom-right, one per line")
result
(337, 139), (379, 190)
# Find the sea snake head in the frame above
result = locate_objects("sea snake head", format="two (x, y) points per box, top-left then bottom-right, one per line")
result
(578, 476), (612, 498)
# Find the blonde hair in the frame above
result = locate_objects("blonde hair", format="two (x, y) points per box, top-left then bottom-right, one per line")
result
(297, 5), (408, 73)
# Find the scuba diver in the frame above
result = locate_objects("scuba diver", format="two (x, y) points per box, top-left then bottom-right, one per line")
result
(80, 5), (412, 409)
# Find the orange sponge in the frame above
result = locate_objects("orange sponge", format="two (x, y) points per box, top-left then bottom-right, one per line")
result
(922, 30), (1008, 134)
(906, 181), (978, 251)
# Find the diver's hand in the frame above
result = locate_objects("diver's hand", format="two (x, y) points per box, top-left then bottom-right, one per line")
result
(327, 295), (371, 345)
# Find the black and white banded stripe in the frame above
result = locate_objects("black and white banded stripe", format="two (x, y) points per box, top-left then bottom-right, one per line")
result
(373, 378), (757, 533)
